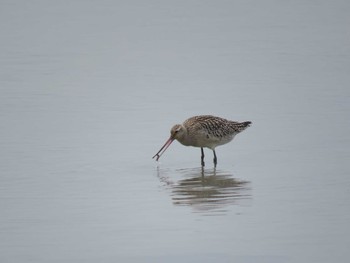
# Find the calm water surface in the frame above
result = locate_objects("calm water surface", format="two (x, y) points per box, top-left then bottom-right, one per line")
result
(1, 1), (349, 262)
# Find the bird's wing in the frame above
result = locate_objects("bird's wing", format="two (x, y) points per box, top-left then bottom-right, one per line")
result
(185, 115), (233, 138)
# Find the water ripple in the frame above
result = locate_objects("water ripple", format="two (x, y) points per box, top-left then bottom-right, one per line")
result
(157, 167), (251, 215)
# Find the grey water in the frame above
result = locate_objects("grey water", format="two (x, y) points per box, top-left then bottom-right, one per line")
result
(1, 0), (349, 262)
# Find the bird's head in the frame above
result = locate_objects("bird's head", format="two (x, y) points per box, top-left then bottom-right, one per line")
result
(152, 124), (186, 161)
(170, 124), (186, 141)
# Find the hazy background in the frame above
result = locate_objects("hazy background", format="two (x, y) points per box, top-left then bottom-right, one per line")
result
(1, 0), (349, 262)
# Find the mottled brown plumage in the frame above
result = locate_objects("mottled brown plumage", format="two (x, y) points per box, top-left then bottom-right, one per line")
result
(153, 115), (251, 167)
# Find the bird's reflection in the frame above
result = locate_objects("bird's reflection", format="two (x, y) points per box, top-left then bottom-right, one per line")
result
(157, 167), (251, 214)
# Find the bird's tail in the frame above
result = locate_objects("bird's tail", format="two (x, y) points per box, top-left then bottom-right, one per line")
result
(236, 121), (252, 132)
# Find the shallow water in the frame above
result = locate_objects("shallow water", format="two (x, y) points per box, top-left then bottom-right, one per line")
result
(1, 0), (350, 262)
(157, 167), (251, 215)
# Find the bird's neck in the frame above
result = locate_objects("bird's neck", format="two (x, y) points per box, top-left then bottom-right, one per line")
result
(176, 126), (193, 146)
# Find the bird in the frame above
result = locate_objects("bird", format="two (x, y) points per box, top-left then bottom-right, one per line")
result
(152, 115), (251, 167)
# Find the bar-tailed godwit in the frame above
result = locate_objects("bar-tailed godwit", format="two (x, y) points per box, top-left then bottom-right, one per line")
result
(152, 115), (251, 167)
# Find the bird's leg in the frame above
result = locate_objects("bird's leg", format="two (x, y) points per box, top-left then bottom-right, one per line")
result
(200, 166), (205, 178)
(213, 149), (217, 167)
(201, 147), (205, 167)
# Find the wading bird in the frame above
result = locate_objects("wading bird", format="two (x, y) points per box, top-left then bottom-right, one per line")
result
(152, 115), (251, 167)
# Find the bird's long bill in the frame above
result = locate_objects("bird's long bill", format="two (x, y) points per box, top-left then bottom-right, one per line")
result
(152, 137), (174, 161)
